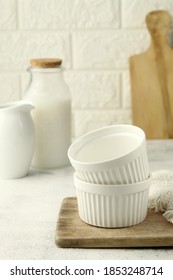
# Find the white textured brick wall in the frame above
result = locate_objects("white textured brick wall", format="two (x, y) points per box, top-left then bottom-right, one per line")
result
(0, 0), (173, 138)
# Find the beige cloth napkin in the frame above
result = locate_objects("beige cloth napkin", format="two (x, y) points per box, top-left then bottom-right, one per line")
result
(149, 170), (173, 223)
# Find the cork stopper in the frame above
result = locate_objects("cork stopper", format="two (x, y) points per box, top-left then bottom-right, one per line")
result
(30, 58), (62, 68)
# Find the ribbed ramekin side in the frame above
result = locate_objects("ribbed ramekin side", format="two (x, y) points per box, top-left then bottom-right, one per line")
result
(76, 187), (149, 228)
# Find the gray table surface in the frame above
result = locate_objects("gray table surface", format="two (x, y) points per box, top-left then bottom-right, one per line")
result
(0, 139), (173, 260)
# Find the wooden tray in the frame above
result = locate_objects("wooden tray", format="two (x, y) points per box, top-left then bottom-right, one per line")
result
(55, 197), (173, 248)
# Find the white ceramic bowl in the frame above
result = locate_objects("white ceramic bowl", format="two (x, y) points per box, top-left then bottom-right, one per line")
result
(68, 125), (150, 184)
(74, 174), (151, 228)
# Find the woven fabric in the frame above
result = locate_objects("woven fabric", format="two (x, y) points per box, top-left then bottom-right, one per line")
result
(149, 170), (173, 223)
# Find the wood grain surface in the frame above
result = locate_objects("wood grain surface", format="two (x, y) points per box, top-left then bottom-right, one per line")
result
(129, 10), (173, 139)
(55, 197), (173, 248)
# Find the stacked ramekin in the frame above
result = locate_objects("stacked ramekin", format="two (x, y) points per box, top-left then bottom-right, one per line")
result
(68, 124), (151, 228)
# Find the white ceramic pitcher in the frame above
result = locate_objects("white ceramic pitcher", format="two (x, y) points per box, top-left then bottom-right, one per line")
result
(0, 101), (35, 179)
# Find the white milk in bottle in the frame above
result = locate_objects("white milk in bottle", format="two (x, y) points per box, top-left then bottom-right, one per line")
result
(24, 58), (71, 169)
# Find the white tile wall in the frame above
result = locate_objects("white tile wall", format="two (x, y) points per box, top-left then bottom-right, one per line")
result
(0, 0), (172, 138)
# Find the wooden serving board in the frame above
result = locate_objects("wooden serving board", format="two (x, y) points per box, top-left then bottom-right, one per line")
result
(129, 10), (173, 139)
(55, 197), (173, 248)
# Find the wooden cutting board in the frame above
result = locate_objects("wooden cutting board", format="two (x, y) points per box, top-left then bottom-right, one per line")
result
(55, 197), (173, 248)
(129, 10), (173, 139)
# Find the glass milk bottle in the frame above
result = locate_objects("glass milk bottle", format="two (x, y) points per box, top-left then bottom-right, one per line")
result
(24, 58), (71, 169)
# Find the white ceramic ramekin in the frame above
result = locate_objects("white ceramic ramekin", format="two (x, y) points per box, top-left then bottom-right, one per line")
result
(68, 125), (150, 184)
(74, 174), (151, 228)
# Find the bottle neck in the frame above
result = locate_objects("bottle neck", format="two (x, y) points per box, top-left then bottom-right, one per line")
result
(25, 66), (69, 99)
(28, 67), (64, 86)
